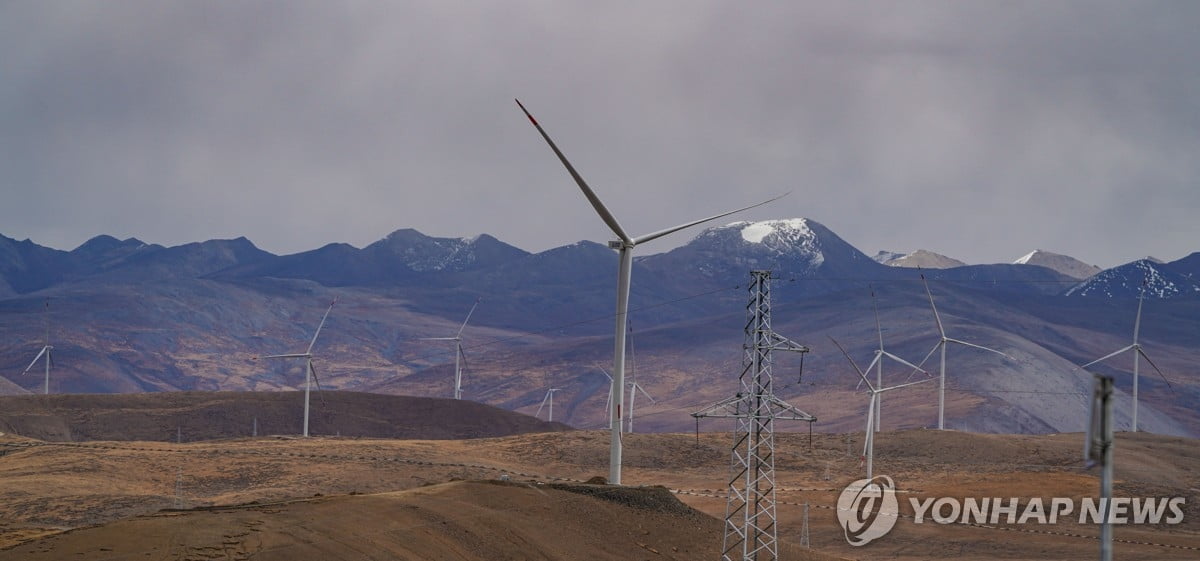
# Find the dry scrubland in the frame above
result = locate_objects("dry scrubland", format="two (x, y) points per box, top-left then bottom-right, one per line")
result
(0, 429), (1197, 560)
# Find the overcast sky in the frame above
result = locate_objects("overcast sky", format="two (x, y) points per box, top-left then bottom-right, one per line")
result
(2, 1), (1197, 268)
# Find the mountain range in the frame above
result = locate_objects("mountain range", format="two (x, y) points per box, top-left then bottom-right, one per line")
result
(1, 219), (1197, 437)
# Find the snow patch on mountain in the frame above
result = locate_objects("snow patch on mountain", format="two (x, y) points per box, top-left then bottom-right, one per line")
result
(1013, 250), (1102, 280)
(1014, 251), (1038, 265)
(1065, 260), (1199, 298)
(725, 219), (823, 267)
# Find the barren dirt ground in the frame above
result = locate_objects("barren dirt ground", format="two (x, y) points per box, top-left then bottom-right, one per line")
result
(1, 429), (1197, 560)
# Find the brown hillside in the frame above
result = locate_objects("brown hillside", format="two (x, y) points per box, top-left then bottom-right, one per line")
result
(0, 429), (1196, 559)
(0, 391), (570, 442)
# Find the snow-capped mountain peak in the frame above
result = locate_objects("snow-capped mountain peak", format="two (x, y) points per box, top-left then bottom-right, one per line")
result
(1012, 249), (1101, 280)
(878, 249), (966, 269)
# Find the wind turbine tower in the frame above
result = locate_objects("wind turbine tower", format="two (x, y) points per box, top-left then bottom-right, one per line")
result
(917, 273), (1010, 430)
(861, 288), (929, 431)
(22, 299), (54, 394)
(1079, 287), (1171, 432)
(692, 271), (815, 561)
(422, 298), (481, 400)
(261, 298), (336, 437)
(831, 337), (934, 478)
(517, 99), (784, 485)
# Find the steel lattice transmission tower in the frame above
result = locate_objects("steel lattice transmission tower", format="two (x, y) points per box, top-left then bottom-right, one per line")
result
(693, 270), (816, 561)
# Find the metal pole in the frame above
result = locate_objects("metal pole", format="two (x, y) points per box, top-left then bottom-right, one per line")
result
(1100, 376), (1114, 561)
(609, 247), (633, 485)
(303, 360), (312, 437)
(938, 342), (947, 430)
(453, 341), (463, 400)
(1132, 347), (1139, 432)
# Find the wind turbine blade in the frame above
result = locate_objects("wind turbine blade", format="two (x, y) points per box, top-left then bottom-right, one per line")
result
(420, 337), (459, 341)
(828, 336), (876, 392)
(23, 347), (48, 374)
(1080, 345), (1136, 370)
(906, 342), (942, 382)
(870, 286), (884, 351)
(1133, 291), (1145, 344)
(515, 99), (632, 245)
(1136, 348), (1174, 390)
(857, 354), (883, 390)
(457, 298), (481, 337)
(881, 351), (928, 374)
(635, 382), (656, 403)
(261, 353), (309, 359)
(458, 345), (469, 374)
(309, 361), (327, 407)
(595, 365), (613, 381)
(863, 397), (875, 456)
(47, 349), (54, 370)
(306, 298), (337, 355)
(921, 273), (947, 338)
(631, 192), (789, 246)
(535, 392), (549, 418)
(946, 338), (1011, 359)
(879, 377), (936, 393)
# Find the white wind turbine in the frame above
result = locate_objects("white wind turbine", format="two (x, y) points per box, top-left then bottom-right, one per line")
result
(22, 299), (54, 395)
(595, 365), (656, 433)
(861, 288), (930, 431)
(831, 337), (934, 478)
(535, 387), (562, 422)
(625, 379), (655, 434)
(421, 298), (480, 400)
(915, 273), (1011, 430)
(516, 99), (784, 484)
(1079, 287), (1172, 432)
(260, 298), (336, 437)
(595, 365), (615, 427)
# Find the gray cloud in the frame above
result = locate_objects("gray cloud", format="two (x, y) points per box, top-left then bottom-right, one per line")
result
(1, 1), (1197, 268)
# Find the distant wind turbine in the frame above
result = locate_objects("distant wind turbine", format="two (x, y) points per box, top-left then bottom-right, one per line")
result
(831, 336), (934, 478)
(595, 365), (655, 433)
(915, 273), (1011, 430)
(516, 98), (785, 484)
(22, 299), (54, 394)
(421, 298), (481, 400)
(260, 298), (336, 437)
(535, 387), (561, 423)
(860, 287), (930, 431)
(1078, 287), (1172, 432)
(625, 380), (655, 434)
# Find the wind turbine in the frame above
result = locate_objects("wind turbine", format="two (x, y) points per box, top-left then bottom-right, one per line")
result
(860, 288), (930, 431)
(915, 273), (1011, 430)
(535, 387), (561, 422)
(421, 298), (480, 400)
(260, 298), (336, 437)
(1078, 287), (1172, 432)
(625, 380), (655, 434)
(596, 365), (615, 427)
(595, 365), (656, 432)
(516, 99), (784, 484)
(22, 299), (53, 394)
(831, 337), (934, 478)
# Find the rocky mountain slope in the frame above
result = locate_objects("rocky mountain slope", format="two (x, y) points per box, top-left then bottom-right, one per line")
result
(0, 220), (1196, 436)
